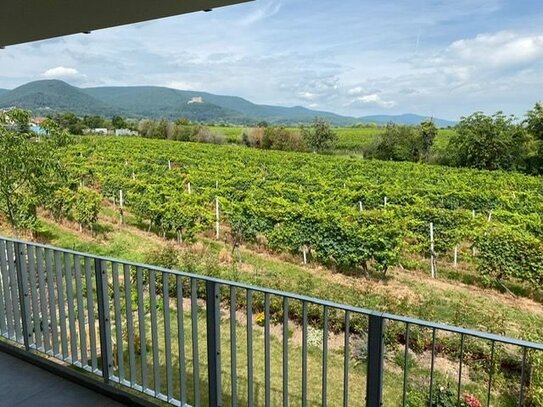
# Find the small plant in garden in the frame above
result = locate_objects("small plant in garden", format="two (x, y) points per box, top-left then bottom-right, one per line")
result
(307, 326), (323, 348)
(351, 334), (368, 366)
(255, 311), (266, 327)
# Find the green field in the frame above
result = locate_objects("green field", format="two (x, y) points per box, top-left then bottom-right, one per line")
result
(207, 125), (456, 154)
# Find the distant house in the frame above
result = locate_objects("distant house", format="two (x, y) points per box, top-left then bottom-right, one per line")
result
(115, 128), (138, 136)
(91, 128), (109, 135)
(188, 96), (204, 104)
(32, 117), (47, 125)
(30, 123), (46, 135)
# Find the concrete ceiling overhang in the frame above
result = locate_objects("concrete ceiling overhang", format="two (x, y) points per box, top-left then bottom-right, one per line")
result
(0, 0), (252, 47)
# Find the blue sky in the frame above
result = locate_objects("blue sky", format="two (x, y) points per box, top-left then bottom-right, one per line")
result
(1, 0), (543, 120)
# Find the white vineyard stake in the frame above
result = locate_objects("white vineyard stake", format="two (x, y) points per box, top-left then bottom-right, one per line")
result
(187, 182), (192, 194)
(453, 245), (458, 268)
(215, 197), (220, 239)
(359, 201), (363, 212)
(430, 222), (436, 278)
(168, 160), (172, 170)
(303, 248), (308, 265)
(119, 189), (124, 224)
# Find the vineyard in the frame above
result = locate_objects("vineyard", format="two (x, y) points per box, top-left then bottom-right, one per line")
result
(63, 136), (543, 289)
(0, 132), (537, 405)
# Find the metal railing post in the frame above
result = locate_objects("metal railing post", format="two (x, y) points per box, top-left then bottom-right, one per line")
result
(95, 258), (113, 383)
(206, 280), (222, 407)
(366, 314), (385, 407)
(14, 242), (31, 351)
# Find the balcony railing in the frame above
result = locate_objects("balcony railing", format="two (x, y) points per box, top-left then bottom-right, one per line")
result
(0, 235), (541, 406)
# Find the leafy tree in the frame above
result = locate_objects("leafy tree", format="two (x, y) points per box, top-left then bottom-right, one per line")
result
(366, 123), (422, 161)
(175, 117), (192, 126)
(420, 119), (438, 161)
(0, 109), (68, 234)
(301, 118), (337, 152)
(50, 112), (85, 135)
(447, 112), (528, 171)
(524, 102), (543, 173)
(83, 115), (106, 129)
(111, 115), (127, 129)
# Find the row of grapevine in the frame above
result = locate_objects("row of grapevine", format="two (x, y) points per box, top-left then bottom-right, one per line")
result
(62, 137), (543, 284)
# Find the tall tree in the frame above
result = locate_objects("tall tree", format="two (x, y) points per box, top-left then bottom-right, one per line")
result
(524, 102), (543, 173)
(420, 119), (438, 161)
(0, 109), (66, 234)
(447, 112), (528, 171)
(301, 118), (337, 152)
(111, 115), (127, 129)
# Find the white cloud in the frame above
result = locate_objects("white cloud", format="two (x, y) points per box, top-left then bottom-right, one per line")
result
(448, 32), (543, 69)
(347, 86), (367, 95)
(166, 80), (200, 91)
(42, 66), (81, 79)
(352, 94), (397, 109)
(238, 1), (281, 26)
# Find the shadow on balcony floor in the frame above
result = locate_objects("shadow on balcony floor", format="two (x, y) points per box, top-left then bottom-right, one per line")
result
(0, 350), (126, 407)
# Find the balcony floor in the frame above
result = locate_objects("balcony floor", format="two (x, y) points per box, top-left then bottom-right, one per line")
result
(0, 350), (126, 406)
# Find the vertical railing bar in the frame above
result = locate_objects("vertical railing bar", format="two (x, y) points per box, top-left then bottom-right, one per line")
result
(206, 281), (222, 407)
(302, 301), (308, 407)
(456, 334), (465, 405)
(163, 273), (173, 401)
(343, 311), (350, 407)
(7, 242), (22, 342)
(428, 328), (437, 405)
(322, 306), (329, 407)
(190, 278), (200, 407)
(37, 247), (50, 353)
(55, 251), (68, 359)
(95, 258), (113, 383)
(112, 263), (125, 381)
(0, 240), (13, 339)
(74, 255), (88, 367)
(519, 347), (528, 407)
(486, 341), (495, 407)
(14, 242), (31, 350)
(84, 257), (98, 371)
(0, 260), (5, 336)
(27, 245), (41, 349)
(283, 297), (289, 407)
(176, 275), (187, 405)
(264, 293), (271, 407)
(366, 314), (385, 407)
(149, 269), (161, 395)
(136, 266), (148, 390)
(47, 249), (59, 357)
(402, 323), (410, 407)
(230, 286), (238, 407)
(246, 289), (254, 407)
(124, 264), (137, 387)
(65, 253), (78, 363)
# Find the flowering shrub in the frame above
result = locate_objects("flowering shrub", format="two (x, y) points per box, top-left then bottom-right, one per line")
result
(255, 312), (266, 327)
(463, 394), (482, 407)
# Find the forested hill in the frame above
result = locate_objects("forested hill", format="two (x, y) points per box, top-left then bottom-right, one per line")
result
(0, 80), (457, 127)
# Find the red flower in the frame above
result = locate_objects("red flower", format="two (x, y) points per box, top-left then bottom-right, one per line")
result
(463, 394), (482, 407)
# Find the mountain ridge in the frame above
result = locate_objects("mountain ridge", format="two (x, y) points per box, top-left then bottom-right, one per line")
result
(0, 80), (457, 127)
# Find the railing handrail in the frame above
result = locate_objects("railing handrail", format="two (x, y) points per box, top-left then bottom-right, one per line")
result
(3, 234), (543, 352)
